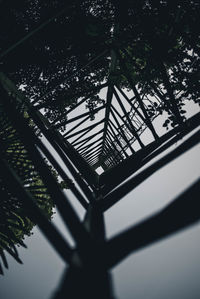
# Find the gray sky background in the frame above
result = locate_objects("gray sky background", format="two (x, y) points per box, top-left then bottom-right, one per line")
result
(0, 130), (199, 299)
(0, 97), (199, 299)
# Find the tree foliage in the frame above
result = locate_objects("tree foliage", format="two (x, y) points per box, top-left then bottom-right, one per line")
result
(1, 1), (200, 129)
(0, 97), (68, 274)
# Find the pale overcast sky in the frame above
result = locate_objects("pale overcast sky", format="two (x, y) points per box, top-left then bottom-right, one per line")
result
(0, 124), (199, 299)
(0, 82), (200, 299)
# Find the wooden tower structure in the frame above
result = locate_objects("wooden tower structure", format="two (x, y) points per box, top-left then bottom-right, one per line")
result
(0, 1), (200, 298)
